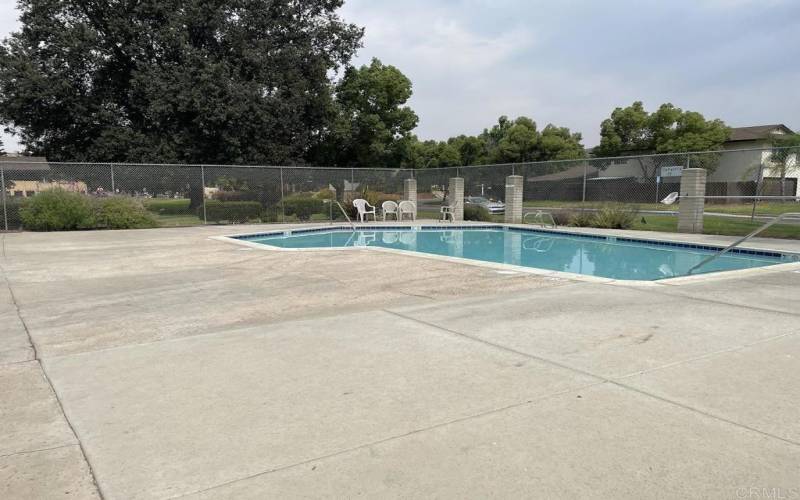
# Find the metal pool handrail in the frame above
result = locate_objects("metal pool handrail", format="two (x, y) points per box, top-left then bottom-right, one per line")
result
(524, 210), (557, 228)
(324, 200), (356, 230)
(688, 212), (800, 275)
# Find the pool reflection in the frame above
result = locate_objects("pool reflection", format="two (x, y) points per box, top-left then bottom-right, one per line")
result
(253, 228), (784, 280)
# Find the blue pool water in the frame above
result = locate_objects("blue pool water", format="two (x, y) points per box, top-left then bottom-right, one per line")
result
(237, 226), (793, 281)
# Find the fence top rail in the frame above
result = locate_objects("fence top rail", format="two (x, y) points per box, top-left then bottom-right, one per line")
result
(0, 161), (411, 172)
(0, 145), (795, 171)
(684, 195), (800, 200)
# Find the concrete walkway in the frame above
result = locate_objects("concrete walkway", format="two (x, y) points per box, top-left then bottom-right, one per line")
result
(1, 224), (799, 499)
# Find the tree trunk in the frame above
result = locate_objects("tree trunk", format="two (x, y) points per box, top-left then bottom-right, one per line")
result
(188, 183), (204, 210)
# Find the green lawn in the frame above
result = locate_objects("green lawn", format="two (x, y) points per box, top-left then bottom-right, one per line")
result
(152, 214), (204, 227)
(523, 200), (800, 217)
(633, 214), (800, 239)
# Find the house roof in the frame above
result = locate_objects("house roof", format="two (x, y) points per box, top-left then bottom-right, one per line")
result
(728, 124), (795, 142)
(526, 163), (599, 182)
(0, 156), (50, 171)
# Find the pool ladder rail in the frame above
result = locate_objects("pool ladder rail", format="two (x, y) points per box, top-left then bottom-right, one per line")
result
(324, 200), (356, 230)
(688, 212), (800, 274)
(524, 210), (557, 228)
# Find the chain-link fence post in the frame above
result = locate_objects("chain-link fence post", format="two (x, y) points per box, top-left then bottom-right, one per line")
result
(200, 165), (208, 224)
(279, 167), (286, 223)
(581, 161), (588, 211)
(1, 164), (7, 231)
(751, 161), (764, 222)
(110, 164), (115, 193)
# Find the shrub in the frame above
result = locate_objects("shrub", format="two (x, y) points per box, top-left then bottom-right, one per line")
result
(362, 189), (400, 207)
(550, 211), (573, 226)
(568, 211), (595, 227)
(144, 198), (191, 215)
(464, 205), (492, 221)
(261, 206), (281, 222)
(213, 190), (259, 202)
(4, 198), (24, 230)
(19, 189), (94, 231)
(202, 201), (262, 223)
(314, 187), (336, 200)
(282, 195), (325, 221)
(94, 197), (157, 229)
(592, 204), (638, 229)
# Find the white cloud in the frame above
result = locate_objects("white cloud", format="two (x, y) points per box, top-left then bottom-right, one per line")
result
(0, 0), (20, 152)
(342, 0), (800, 146)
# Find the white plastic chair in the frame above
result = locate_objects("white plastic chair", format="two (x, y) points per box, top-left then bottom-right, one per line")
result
(440, 199), (459, 222)
(660, 192), (679, 205)
(382, 200), (399, 221)
(398, 200), (416, 221)
(352, 198), (376, 222)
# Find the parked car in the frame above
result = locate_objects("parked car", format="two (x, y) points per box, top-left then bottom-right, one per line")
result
(465, 196), (505, 214)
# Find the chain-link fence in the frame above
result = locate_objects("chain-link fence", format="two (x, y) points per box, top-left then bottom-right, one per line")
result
(1, 146), (798, 237)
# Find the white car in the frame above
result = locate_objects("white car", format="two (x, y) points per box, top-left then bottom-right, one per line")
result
(465, 196), (505, 214)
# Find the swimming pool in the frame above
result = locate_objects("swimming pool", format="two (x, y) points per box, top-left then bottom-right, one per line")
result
(234, 226), (795, 281)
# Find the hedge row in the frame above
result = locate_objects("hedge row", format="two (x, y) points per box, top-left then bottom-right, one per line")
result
(19, 190), (157, 231)
(201, 200), (262, 223)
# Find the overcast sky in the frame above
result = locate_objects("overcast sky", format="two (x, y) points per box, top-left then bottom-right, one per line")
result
(1, 0), (799, 153)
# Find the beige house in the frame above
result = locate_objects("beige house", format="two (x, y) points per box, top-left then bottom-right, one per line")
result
(1, 157), (89, 197)
(712, 124), (796, 186)
(5, 179), (89, 197)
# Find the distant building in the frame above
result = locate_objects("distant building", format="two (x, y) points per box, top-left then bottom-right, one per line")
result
(0, 157), (88, 197)
(717, 125), (796, 188)
(594, 125), (798, 196)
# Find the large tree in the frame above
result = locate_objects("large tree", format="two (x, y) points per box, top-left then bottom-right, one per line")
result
(481, 116), (585, 164)
(594, 101), (730, 177)
(0, 0), (363, 164)
(401, 116), (585, 168)
(315, 58), (418, 168)
(402, 138), (461, 169)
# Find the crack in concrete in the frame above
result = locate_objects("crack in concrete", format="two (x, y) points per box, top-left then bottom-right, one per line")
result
(615, 281), (800, 318)
(167, 379), (608, 499)
(0, 443), (78, 460)
(0, 259), (106, 500)
(384, 309), (800, 449)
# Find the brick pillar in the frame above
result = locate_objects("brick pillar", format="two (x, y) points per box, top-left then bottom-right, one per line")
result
(504, 175), (523, 224)
(449, 177), (464, 222)
(677, 168), (706, 234)
(403, 178), (417, 219)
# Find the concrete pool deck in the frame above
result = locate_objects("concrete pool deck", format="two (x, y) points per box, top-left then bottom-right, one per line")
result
(1, 222), (799, 499)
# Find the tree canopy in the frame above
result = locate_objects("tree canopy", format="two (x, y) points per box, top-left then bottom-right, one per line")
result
(595, 101), (730, 157)
(0, 2), (744, 173)
(313, 58), (418, 168)
(594, 101), (730, 176)
(0, 0), (363, 163)
(400, 116), (585, 168)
